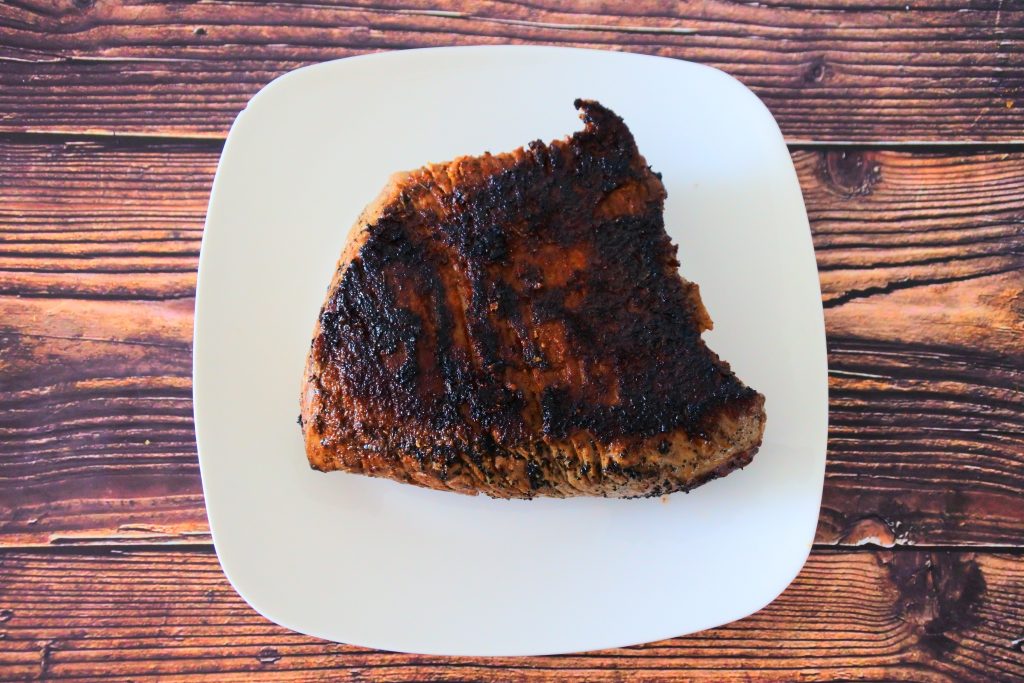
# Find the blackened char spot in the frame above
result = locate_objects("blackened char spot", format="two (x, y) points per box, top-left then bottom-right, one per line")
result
(531, 287), (566, 324)
(540, 386), (576, 439)
(526, 460), (545, 490)
(470, 227), (508, 262)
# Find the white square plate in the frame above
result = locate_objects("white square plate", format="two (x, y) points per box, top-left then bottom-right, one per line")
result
(194, 46), (827, 656)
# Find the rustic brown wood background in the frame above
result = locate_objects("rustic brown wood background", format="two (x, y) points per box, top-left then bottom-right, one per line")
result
(1, 1), (1023, 680)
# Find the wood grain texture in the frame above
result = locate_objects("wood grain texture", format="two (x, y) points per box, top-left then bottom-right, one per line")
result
(0, 297), (205, 546)
(798, 149), (1024, 547)
(0, 549), (1022, 681)
(1, 0), (1023, 142)
(1, 138), (1022, 547)
(0, 135), (213, 300)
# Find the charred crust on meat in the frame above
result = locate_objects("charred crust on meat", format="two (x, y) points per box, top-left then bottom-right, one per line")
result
(526, 460), (545, 490)
(303, 100), (766, 498)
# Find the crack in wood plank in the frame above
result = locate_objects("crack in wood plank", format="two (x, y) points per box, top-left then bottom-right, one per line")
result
(823, 262), (1024, 308)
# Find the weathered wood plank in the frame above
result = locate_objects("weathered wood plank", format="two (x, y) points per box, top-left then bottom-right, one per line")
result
(0, 136), (213, 300)
(1, 139), (1022, 547)
(0, 297), (205, 546)
(0, 549), (1021, 681)
(1, 1), (1022, 141)
(799, 149), (1024, 547)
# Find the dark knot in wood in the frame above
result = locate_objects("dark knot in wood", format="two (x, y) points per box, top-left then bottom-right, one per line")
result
(820, 149), (881, 197)
(804, 56), (829, 84)
(885, 552), (986, 660)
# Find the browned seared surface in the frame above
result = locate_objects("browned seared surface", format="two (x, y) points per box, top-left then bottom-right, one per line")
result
(301, 100), (765, 498)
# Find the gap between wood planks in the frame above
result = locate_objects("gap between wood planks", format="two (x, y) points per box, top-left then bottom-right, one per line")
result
(5, 128), (1024, 149)
(3, 542), (1024, 554)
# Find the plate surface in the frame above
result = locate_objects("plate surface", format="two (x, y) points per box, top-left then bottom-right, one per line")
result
(194, 46), (827, 656)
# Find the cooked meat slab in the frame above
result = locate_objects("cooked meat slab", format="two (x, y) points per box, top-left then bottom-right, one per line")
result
(300, 100), (766, 498)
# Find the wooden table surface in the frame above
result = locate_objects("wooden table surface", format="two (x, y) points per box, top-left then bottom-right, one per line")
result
(1, 1), (1023, 680)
